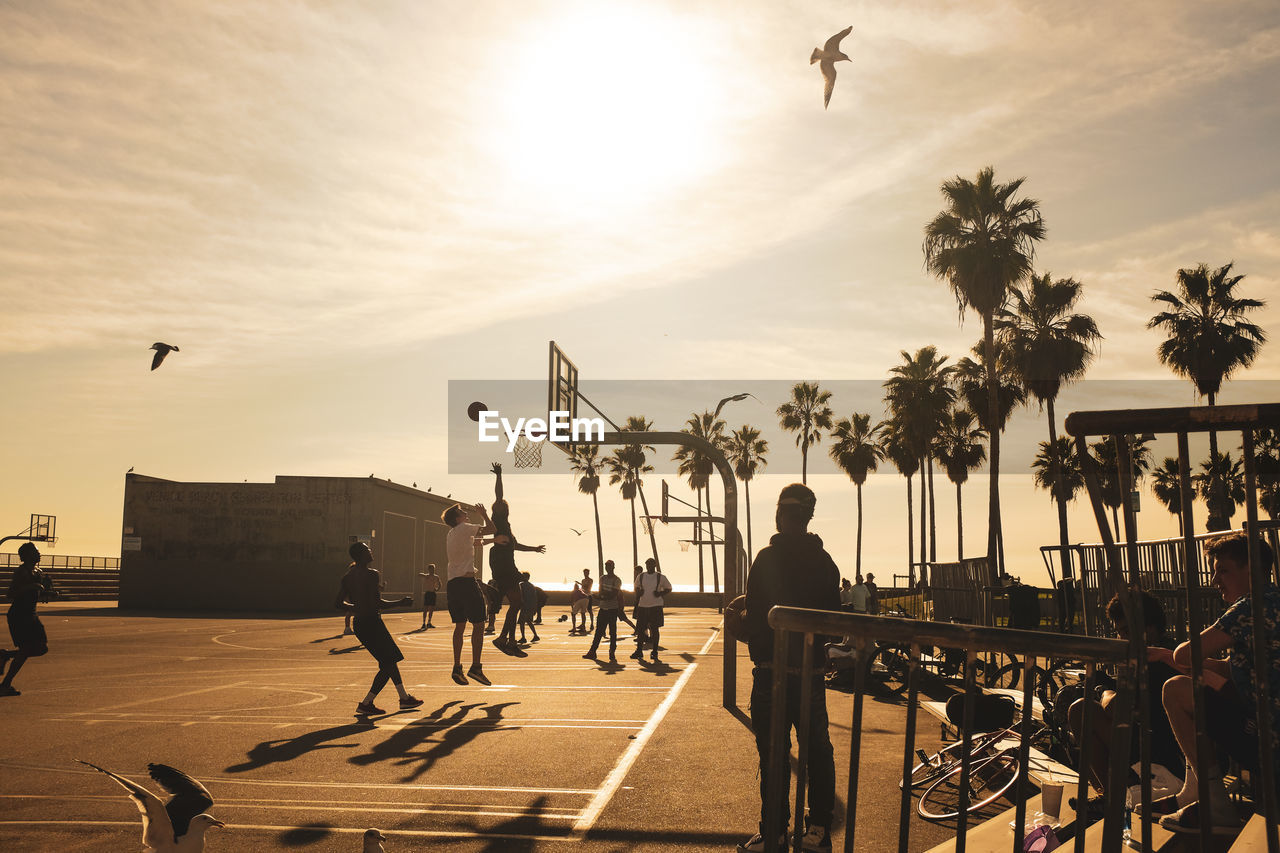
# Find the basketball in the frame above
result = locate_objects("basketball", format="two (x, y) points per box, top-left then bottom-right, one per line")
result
(467, 401), (488, 422)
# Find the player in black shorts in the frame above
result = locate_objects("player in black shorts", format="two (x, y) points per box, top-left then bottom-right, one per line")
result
(489, 463), (545, 655)
(335, 542), (423, 716)
(1, 542), (52, 696)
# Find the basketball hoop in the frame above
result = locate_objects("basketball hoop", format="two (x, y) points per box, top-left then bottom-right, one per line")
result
(512, 435), (543, 469)
(679, 539), (691, 553)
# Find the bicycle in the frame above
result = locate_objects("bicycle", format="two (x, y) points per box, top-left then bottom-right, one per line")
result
(907, 722), (1046, 820)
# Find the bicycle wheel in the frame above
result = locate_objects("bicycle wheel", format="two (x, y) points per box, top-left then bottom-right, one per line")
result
(870, 645), (909, 697)
(903, 740), (966, 790)
(976, 651), (1017, 685)
(983, 659), (1022, 691)
(918, 751), (1021, 820)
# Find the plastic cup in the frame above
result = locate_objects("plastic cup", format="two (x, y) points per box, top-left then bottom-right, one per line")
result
(1041, 783), (1064, 819)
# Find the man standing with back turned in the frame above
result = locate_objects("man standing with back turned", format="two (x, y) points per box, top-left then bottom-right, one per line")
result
(739, 483), (840, 853)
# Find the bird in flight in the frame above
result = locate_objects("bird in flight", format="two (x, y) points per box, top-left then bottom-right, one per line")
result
(569, 528), (584, 536)
(810, 26), (853, 109)
(77, 759), (224, 851)
(149, 342), (180, 371)
(713, 392), (761, 420)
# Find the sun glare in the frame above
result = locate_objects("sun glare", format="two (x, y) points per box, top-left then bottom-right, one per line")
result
(491, 5), (721, 218)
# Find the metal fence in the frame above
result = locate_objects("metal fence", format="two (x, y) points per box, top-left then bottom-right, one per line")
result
(0, 553), (120, 600)
(762, 607), (1132, 852)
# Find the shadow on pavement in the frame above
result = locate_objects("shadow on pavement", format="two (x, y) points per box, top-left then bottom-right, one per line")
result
(276, 822), (335, 846)
(349, 699), (519, 783)
(226, 720), (375, 773)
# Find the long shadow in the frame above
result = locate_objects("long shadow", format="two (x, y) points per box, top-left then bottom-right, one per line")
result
(277, 823), (334, 846)
(226, 719), (375, 773)
(349, 700), (519, 783)
(428, 795), (567, 850)
(327, 644), (364, 655)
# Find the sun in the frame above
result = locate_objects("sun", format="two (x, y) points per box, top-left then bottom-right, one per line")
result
(490, 5), (721, 218)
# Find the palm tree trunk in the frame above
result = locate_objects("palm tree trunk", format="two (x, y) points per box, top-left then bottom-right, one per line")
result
(591, 490), (604, 575)
(1047, 398), (1073, 581)
(802, 438), (809, 485)
(928, 455), (938, 562)
(707, 487), (720, 595)
(745, 477), (754, 569)
(984, 312), (1004, 576)
(696, 487), (705, 593)
(636, 481), (659, 564)
(918, 460), (927, 582)
(956, 481), (964, 562)
(906, 474), (915, 586)
(856, 482), (863, 576)
(629, 494), (638, 571)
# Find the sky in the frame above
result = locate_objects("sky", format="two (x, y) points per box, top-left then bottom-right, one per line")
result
(2, 0), (1278, 591)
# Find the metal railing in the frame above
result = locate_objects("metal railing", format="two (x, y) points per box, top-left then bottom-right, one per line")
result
(762, 607), (1132, 853)
(1066, 402), (1280, 852)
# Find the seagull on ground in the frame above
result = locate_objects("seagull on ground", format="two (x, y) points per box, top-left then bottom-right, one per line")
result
(713, 392), (761, 420)
(363, 828), (387, 852)
(810, 26), (852, 109)
(77, 759), (224, 851)
(150, 343), (180, 371)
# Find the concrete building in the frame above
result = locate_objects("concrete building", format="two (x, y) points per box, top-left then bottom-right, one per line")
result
(120, 473), (474, 612)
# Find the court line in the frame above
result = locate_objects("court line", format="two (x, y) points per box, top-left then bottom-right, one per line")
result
(0, 795), (578, 820)
(50, 717), (642, 731)
(0, 821), (577, 842)
(70, 681), (251, 713)
(571, 624), (721, 835)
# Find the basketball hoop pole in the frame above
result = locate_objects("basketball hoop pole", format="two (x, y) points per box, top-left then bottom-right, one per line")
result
(575, 430), (742, 710)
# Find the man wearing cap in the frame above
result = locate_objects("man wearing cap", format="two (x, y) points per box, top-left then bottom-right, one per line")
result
(738, 483), (841, 853)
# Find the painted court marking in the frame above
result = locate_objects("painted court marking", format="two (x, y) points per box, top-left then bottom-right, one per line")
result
(571, 624), (722, 836)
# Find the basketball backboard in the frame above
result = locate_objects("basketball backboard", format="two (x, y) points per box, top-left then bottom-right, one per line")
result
(547, 340), (579, 454)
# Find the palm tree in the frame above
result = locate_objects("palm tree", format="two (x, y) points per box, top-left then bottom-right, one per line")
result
(605, 449), (641, 571)
(1032, 438), (1085, 507)
(882, 417), (920, 584)
(777, 381), (834, 484)
(1150, 457), (1184, 535)
(829, 413), (884, 576)
(725, 424), (769, 565)
(1253, 428), (1280, 521)
(933, 408), (987, 561)
(566, 444), (605, 575)
(952, 339), (1027, 572)
(1149, 262), (1266, 527)
(884, 347), (954, 566)
(1195, 451), (1246, 530)
(997, 272), (1102, 580)
(673, 411), (728, 592)
(619, 415), (660, 565)
(1090, 435), (1155, 539)
(924, 166), (1046, 575)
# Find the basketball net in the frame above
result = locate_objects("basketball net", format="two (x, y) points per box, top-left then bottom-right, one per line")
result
(512, 435), (543, 469)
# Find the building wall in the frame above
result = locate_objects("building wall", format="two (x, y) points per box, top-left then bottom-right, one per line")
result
(120, 474), (470, 612)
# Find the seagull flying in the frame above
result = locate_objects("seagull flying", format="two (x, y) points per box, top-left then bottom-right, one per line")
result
(77, 759), (224, 851)
(569, 528), (584, 536)
(713, 392), (761, 420)
(363, 828), (387, 852)
(810, 26), (852, 109)
(149, 343), (180, 371)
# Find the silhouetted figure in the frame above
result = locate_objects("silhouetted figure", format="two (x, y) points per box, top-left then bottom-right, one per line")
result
(77, 759), (224, 851)
(571, 568), (593, 634)
(517, 572), (540, 643)
(489, 463), (545, 655)
(418, 564), (441, 629)
(443, 502), (496, 685)
(534, 585), (548, 624)
(1, 542), (51, 696)
(584, 560), (623, 663)
(632, 557), (672, 663)
(810, 26), (852, 109)
(149, 341), (180, 370)
(335, 542), (422, 715)
(864, 572), (879, 614)
(739, 483), (840, 852)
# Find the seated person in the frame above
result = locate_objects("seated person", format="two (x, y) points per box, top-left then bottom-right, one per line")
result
(1068, 589), (1184, 806)
(1156, 531), (1277, 835)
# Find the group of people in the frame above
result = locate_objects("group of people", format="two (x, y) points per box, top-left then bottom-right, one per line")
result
(838, 574), (879, 614)
(580, 558), (673, 664)
(1067, 531), (1279, 836)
